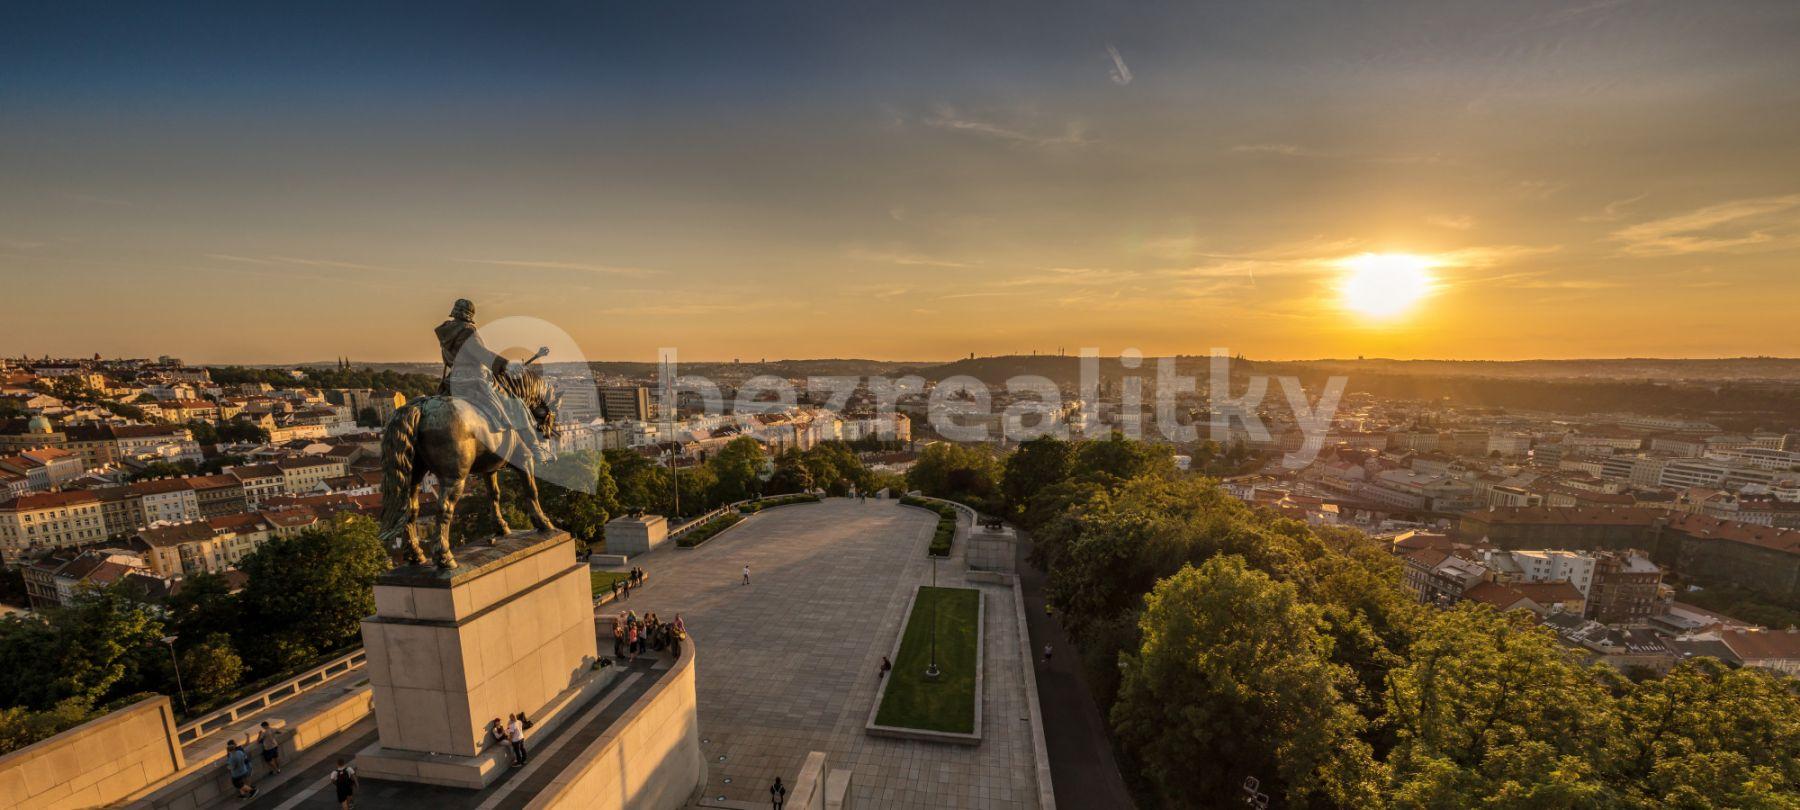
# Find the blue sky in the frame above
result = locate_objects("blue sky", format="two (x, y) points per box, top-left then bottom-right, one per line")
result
(3, 1), (1799, 361)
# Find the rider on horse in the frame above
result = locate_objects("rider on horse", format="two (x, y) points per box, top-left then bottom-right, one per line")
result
(435, 298), (550, 466)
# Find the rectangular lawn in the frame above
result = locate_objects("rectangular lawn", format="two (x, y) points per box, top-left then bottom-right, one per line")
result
(874, 586), (981, 733)
(591, 569), (630, 597)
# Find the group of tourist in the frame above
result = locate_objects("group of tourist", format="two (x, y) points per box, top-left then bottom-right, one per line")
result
(487, 712), (532, 768)
(611, 610), (686, 662)
(221, 721), (358, 807)
(606, 566), (649, 601)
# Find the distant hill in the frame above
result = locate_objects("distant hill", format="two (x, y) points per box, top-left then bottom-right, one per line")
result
(281, 355), (1800, 384)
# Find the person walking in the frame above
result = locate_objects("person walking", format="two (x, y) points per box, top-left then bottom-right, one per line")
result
(770, 776), (787, 809)
(330, 757), (358, 809)
(879, 656), (892, 678)
(225, 739), (257, 799)
(1041, 643), (1053, 664)
(256, 721), (283, 774)
(507, 713), (528, 766)
(742, 564), (751, 586)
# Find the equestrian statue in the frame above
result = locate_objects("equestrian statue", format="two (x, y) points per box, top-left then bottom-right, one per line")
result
(377, 298), (562, 568)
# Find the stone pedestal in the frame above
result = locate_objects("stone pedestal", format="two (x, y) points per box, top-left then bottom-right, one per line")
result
(355, 530), (600, 788)
(603, 514), (668, 555)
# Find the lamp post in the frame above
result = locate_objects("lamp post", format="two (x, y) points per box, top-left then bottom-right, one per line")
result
(161, 635), (188, 715)
(925, 556), (940, 680)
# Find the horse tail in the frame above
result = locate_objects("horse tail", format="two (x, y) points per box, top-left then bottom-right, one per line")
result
(378, 401), (426, 546)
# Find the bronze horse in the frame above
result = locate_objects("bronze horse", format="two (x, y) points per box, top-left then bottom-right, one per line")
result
(377, 368), (561, 568)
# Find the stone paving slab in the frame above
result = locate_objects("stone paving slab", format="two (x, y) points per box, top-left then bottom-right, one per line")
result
(623, 498), (1041, 809)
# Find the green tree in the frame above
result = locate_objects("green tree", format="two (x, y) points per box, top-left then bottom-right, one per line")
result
(766, 449), (814, 495)
(1070, 431), (1175, 485)
(130, 460), (198, 481)
(1113, 556), (1381, 807)
(180, 633), (245, 703)
(674, 464), (718, 517)
(802, 441), (874, 496)
(216, 420), (270, 444)
(1383, 605), (1615, 802)
(905, 442), (1002, 508)
(1601, 657), (1800, 805)
(184, 420), (220, 444)
(236, 514), (389, 671)
(165, 571), (242, 645)
(0, 587), (164, 711)
(1000, 435), (1073, 518)
(606, 449), (672, 514)
(708, 436), (768, 504)
(0, 698), (96, 755)
(535, 450), (622, 544)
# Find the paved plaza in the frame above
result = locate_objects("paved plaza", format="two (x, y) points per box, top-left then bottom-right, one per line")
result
(620, 498), (1043, 810)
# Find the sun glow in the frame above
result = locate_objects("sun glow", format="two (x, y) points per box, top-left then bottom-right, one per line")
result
(1339, 253), (1436, 319)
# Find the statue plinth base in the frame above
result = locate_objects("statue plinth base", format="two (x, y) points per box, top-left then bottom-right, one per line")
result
(355, 530), (603, 789)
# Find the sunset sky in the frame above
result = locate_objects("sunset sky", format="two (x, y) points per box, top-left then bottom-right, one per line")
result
(3, 1), (1798, 363)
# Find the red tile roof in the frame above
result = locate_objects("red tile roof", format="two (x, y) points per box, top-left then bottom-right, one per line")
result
(0, 490), (101, 510)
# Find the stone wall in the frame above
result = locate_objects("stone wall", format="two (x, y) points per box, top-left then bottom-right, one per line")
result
(0, 696), (184, 809)
(525, 638), (703, 810)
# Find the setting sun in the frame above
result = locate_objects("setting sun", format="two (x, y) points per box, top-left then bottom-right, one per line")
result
(1339, 253), (1436, 319)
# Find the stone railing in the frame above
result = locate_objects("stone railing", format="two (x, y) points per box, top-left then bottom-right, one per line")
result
(666, 505), (735, 541)
(174, 648), (366, 746)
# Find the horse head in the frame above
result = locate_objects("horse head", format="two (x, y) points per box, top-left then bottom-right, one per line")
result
(513, 366), (559, 441)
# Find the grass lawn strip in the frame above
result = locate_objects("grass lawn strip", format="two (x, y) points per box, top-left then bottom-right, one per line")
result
(874, 586), (981, 733)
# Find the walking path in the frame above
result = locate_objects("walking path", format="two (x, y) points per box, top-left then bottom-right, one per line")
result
(622, 498), (1042, 809)
(1014, 527), (1136, 809)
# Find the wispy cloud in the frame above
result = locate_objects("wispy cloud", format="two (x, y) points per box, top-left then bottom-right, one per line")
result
(1228, 143), (1447, 166)
(1610, 194), (1800, 256)
(1427, 214), (1474, 231)
(844, 247), (978, 268)
(922, 107), (1092, 147)
(993, 267), (1144, 287)
(205, 253), (413, 273)
(1105, 45), (1133, 86)
(1229, 143), (1329, 158)
(454, 258), (653, 276)
(594, 303), (737, 317)
(1578, 192), (1647, 223)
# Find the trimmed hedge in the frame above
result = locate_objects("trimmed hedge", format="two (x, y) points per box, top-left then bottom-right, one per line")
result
(675, 512), (744, 547)
(738, 493), (822, 514)
(900, 495), (959, 557)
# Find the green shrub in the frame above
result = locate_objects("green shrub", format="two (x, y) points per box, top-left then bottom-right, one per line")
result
(901, 496), (959, 557)
(738, 493), (822, 514)
(675, 512), (744, 547)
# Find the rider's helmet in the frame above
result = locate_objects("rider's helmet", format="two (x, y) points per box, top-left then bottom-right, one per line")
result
(450, 298), (475, 322)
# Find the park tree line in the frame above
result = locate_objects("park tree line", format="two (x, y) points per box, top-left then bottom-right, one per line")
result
(0, 514), (389, 754)
(455, 439), (901, 550)
(910, 433), (1800, 807)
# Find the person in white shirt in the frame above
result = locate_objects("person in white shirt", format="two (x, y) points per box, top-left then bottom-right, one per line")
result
(507, 714), (527, 767)
(742, 564), (751, 585)
(330, 758), (357, 809)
